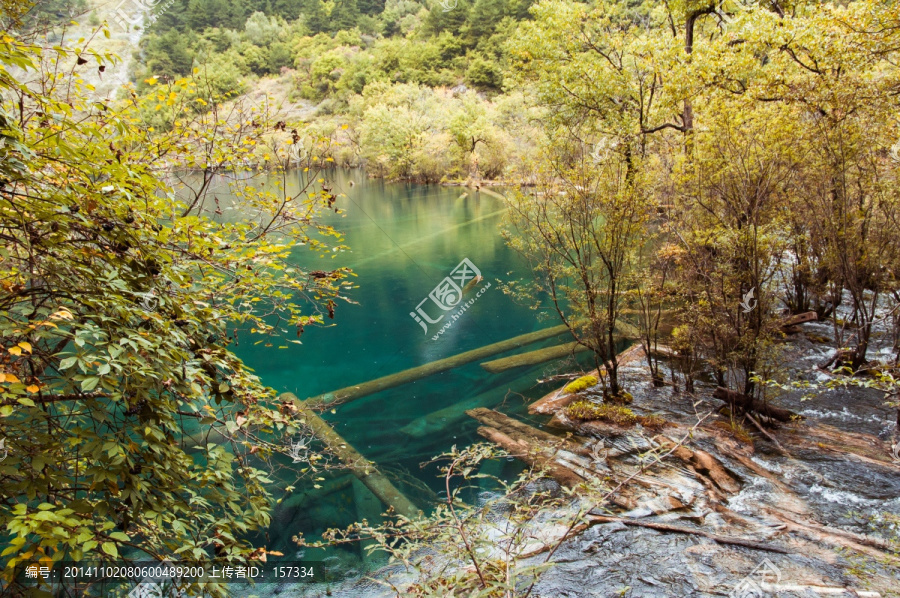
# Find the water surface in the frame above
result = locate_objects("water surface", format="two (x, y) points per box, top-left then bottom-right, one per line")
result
(228, 170), (585, 569)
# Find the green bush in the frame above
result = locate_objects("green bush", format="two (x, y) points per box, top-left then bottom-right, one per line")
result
(465, 53), (502, 90)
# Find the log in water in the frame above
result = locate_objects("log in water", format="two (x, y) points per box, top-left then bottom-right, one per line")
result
(480, 341), (590, 373)
(467, 407), (580, 451)
(282, 392), (421, 519)
(400, 371), (543, 438)
(476, 425), (587, 488)
(303, 324), (569, 410)
(478, 318), (644, 375)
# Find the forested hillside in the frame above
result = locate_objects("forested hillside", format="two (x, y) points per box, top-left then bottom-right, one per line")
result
(112, 0), (547, 182)
(139, 0), (531, 91)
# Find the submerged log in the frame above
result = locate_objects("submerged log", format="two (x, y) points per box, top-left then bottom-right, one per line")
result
(400, 371), (540, 438)
(480, 341), (590, 373)
(475, 187), (507, 201)
(281, 392), (421, 519)
(281, 474), (353, 510)
(304, 325), (569, 410)
(478, 317), (645, 376)
(466, 407), (585, 454)
(712, 387), (801, 423)
(528, 344), (645, 415)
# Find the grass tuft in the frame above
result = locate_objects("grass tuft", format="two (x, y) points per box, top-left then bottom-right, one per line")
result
(565, 400), (668, 430)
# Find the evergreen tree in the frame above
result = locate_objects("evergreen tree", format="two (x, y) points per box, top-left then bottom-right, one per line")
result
(329, 0), (360, 32)
(358, 0), (385, 16)
(302, 0), (328, 33)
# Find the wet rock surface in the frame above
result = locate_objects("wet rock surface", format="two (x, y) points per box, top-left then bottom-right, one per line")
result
(288, 326), (900, 597)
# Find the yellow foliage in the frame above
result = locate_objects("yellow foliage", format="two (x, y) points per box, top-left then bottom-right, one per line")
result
(565, 400), (668, 430)
(565, 401), (636, 426)
(563, 374), (599, 394)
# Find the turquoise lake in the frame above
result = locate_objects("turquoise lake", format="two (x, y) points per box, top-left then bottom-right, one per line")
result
(227, 170), (589, 571)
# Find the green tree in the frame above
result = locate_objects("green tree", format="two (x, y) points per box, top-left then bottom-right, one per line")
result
(503, 134), (650, 398)
(463, 0), (508, 42)
(143, 29), (198, 79)
(465, 53), (502, 90)
(330, 0), (361, 31)
(358, 0), (385, 15)
(301, 0), (329, 33)
(0, 30), (349, 595)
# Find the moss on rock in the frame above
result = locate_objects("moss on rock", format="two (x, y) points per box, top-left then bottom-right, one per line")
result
(564, 400), (668, 430)
(564, 374), (599, 394)
(565, 401), (637, 426)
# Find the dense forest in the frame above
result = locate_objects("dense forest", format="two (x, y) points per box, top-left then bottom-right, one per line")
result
(139, 0), (529, 88)
(2, 0), (900, 596)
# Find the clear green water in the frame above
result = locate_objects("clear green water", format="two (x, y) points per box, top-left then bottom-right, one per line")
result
(229, 170), (586, 566)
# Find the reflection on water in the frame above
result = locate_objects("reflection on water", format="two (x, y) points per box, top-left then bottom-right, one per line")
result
(220, 170), (585, 572)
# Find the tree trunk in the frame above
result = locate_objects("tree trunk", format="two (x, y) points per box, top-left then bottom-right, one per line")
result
(281, 393), (421, 519)
(480, 341), (590, 373)
(304, 325), (568, 409)
(712, 387), (800, 423)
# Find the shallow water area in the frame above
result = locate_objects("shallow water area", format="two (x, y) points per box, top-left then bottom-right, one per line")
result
(221, 170), (587, 587)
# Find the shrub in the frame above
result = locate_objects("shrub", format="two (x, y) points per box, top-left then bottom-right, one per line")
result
(466, 53), (503, 90)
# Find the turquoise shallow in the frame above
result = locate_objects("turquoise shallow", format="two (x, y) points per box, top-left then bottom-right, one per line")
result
(229, 169), (587, 568)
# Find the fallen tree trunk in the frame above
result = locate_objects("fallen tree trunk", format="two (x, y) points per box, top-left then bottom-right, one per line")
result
(585, 515), (791, 554)
(282, 393), (421, 519)
(303, 325), (569, 410)
(466, 407), (584, 453)
(712, 387), (801, 423)
(400, 372), (541, 438)
(479, 318), (646, 375)
(475, 426), (588, 488)
(778, 311), (818, 328)
(480, 342), (590, 373)
(469, 410), (639, 507)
